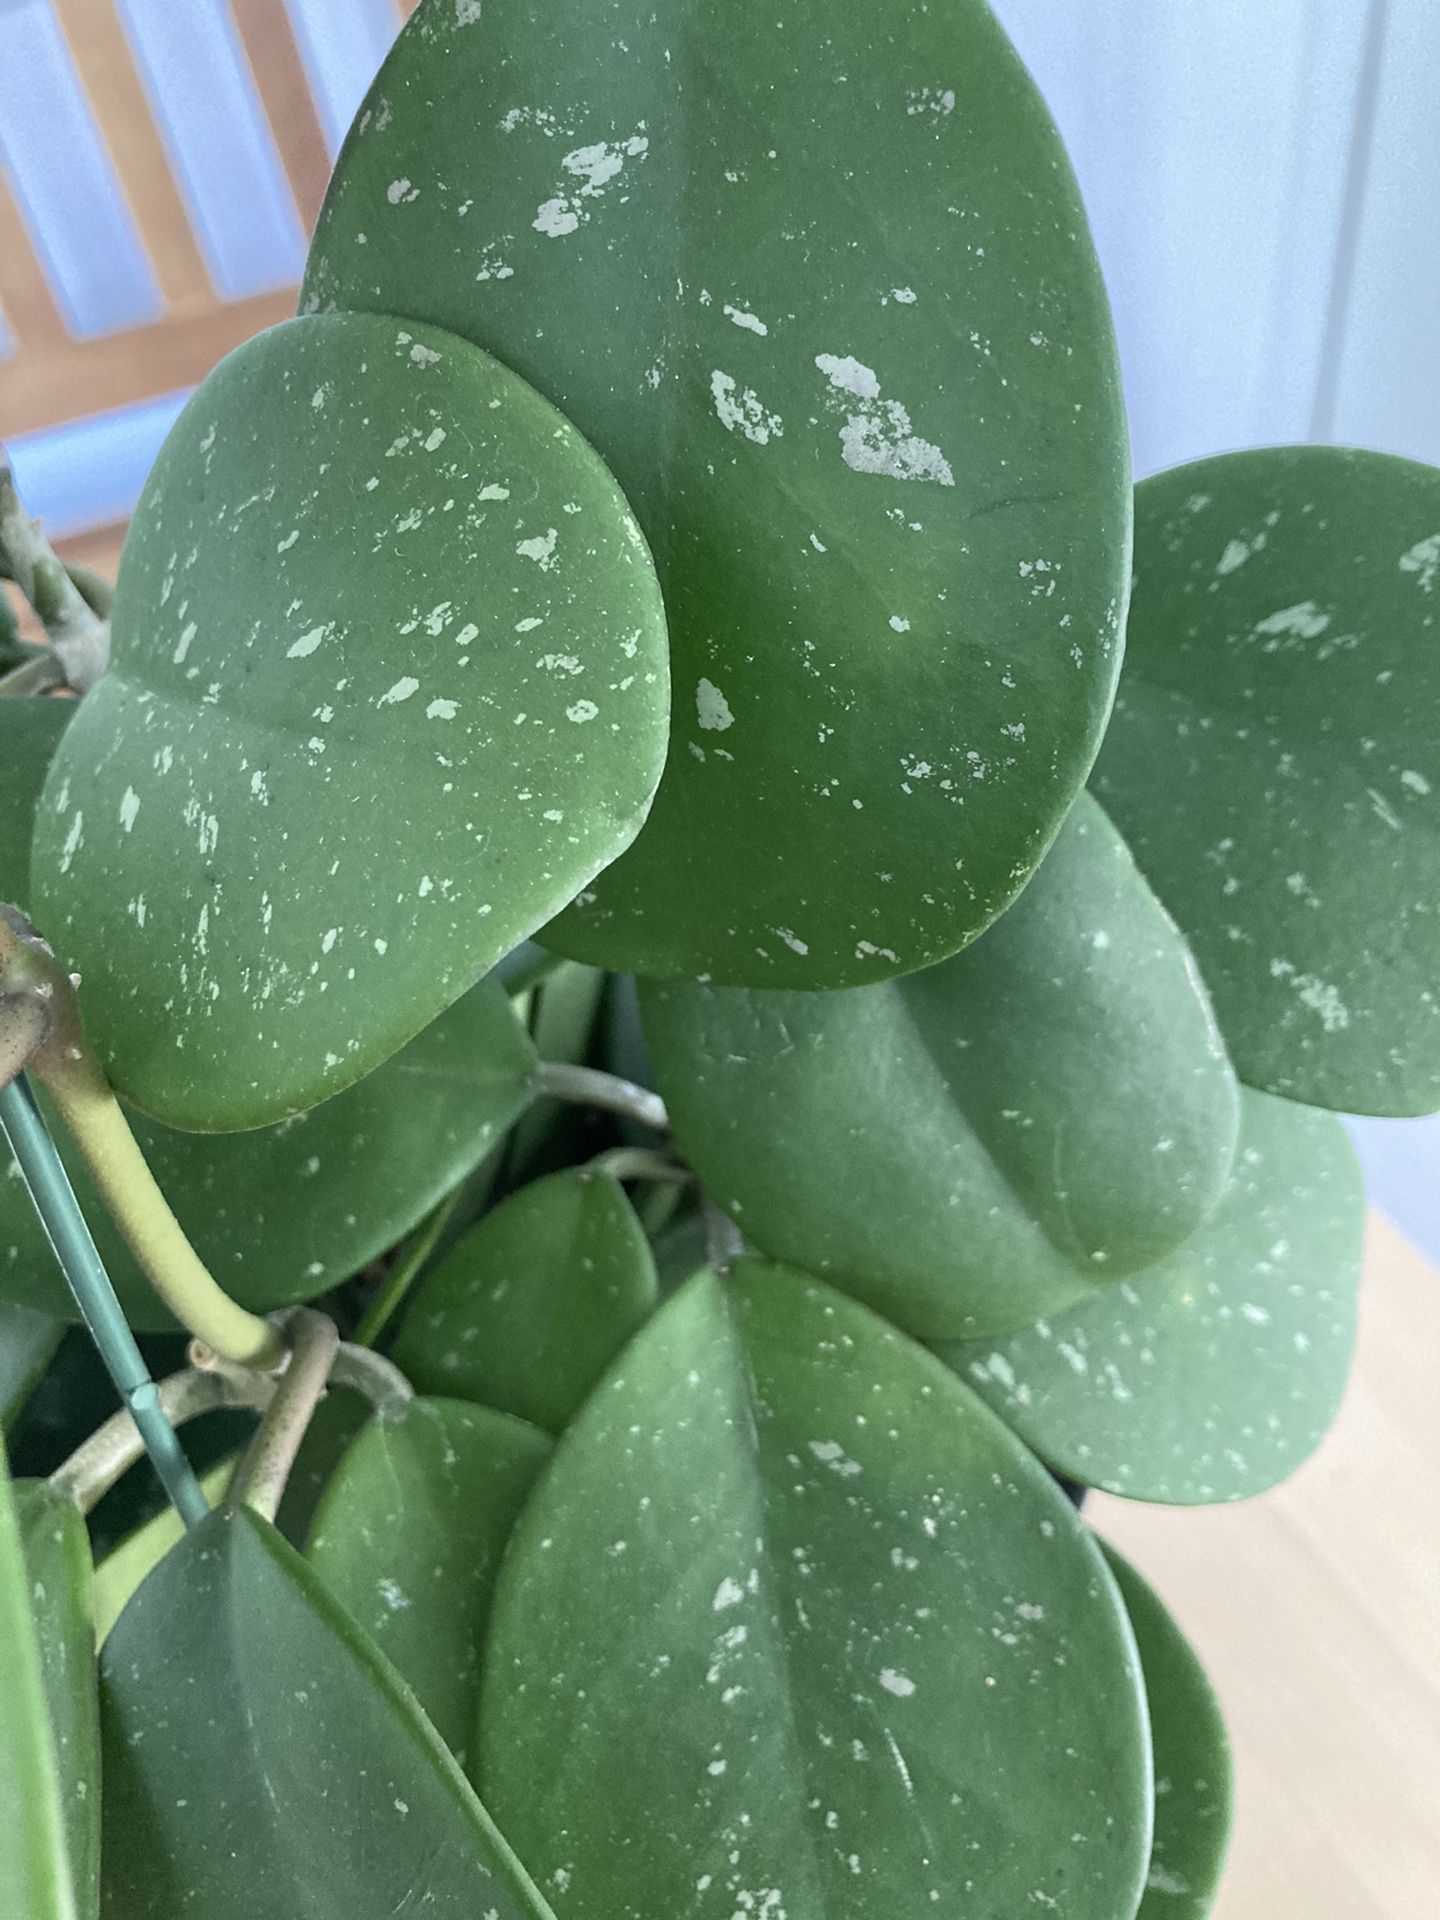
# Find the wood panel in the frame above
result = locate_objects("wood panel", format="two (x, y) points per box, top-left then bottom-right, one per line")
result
(0, 288), (296, 439)
(228, 0), (336, 238)
(0, 169), (68, 354)
(47, 0), (214, 312)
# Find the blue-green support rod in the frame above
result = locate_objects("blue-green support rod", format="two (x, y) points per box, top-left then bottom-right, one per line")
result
(0, 1073), (208, 1528)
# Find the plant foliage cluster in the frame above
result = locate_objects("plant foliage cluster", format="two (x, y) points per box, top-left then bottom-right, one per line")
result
(2, 2), (1438, 1916)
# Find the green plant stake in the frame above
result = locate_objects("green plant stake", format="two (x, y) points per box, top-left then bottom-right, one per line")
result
(0, 1078), (207, 1529)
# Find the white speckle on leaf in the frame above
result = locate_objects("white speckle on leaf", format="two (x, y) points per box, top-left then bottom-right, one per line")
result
(567, 699), (599, 723)
(724, 304), (768, 335)
(879, 1669), (916, 1697)
(287, 625), (329, 659)
(1399, 531), (1440, 590)
(532, 132), (649, 237)
(378, 677), (420, 706)
(517, 528), (559, 569)
(426, 698), (459, 720)
(814, 353), (953, 486)
(710, 370), (782, 445)
(173, 622), (197, 665)
(696, 678), (734, 731)
(119, 788), (140, 832)
(712, 1577), (745, 1611)
(387, 178), (418, 205)
(1253, 600), (1329, 642)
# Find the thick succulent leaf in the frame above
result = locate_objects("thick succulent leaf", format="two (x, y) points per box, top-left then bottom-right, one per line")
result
(0, 1448), (78, 1920)
(99, 1504), (555, 1919)
(1093, 445), (1440, 1115)
(639, 795), (1240, 1340)
(15, 1482), (100, 1917)
(938, 1090), (1364, 1503)
(307, 1397), (549, 1763)
(0, 697), (72, 907)
(479, 1261), (1152, 1920)
(1, 1303), (65, 1426)
(1102, 1546), (1232, 1918)
(304, 0), (1129, 987)
(91, 1461), (232, 1645)
(32, 312), (667, 1129)
(0, 977), (536, 1326)
(394, 1169), (658, 1431)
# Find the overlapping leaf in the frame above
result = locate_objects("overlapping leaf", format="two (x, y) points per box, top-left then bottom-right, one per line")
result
(0, 977), (537, 1326)
(305, 0), (1129, 986)
(33, 311), (668, 1128)
(640, 795), (1239, 1339)
(939, 1090), (1364, 1502)
(99, 1504), (555, 1919)
(1093, 446), (1440, 1114)
(479, 1261), (1152, 1920)
(0, 697), (72, 907)
(0, 1447), (81, 1920)
(394, 1169), (658, 1431)
(1, 1304), (64, 1426)
(1103, 1545), (1232, 1918)
(308, 1397), (549, 1762)
(14, 1482), (100, 1917)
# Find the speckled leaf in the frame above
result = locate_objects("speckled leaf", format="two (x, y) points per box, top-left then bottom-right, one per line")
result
(32, 311), (667, 1129)
(478, 1261), (1152, 1920)
(1093, 446), (1440, 1115)
(0, 697), (72, 908)
(0, 1448), (78, 1920)
(15, 1483), (100, 1918)
(1102, 1546), (1232, 1918)
(304, 0), (1129, 987)
(394, 1169), (658, 1431)
(938, 1090), (1364, 1503)
(99, 1503), (554, 1919)
(639, 795), (1240, 1340)
(0, 977), (537, 1327)
(1, 1304), (64, 1426)
(91, 1461), (232, 1646)
(307, 1397), (549, 1762)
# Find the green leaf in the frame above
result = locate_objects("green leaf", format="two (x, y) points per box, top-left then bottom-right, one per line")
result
(640, 794), (1240, 1339)
(0, 696), (72, 906)
(394, 1169), (658, 1431)
(91, 1459), (233, 1646)
(15, 1482), (100, 1918)
(32, 312), (668, 1129)
(0, 977), (537, 1326)
(1092, 445), (1440, 1115)
(1, 1303), (65, 1427)
(0, 1446), (79, 1920)
(1102, 1545), (1232, 1918)
(307, 1397), (549, 1763)
(304, 0), (1129, 988)
(99, 1503), (555, 1919)
(478, 1260), (1153, 1920)
(938, 1089), (1364, 1503)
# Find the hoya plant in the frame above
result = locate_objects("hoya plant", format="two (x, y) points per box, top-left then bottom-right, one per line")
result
(1, 2), (1436, 1916)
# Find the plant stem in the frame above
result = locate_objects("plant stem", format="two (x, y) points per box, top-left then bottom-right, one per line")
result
(49, 1365), (271, 1516)
(0, 1074), (208, 1528)
(533, 1059), (669, 1132)
(704, 1196), (745, 1266)
(330, 1343), (414, 1419)
(587, 1145), (692, 1186)
(0, 908), (283, 1370)
(352, 1186), (463, 1349)
(228, 1310), (338, 1524)
(0, 452), (110, 691)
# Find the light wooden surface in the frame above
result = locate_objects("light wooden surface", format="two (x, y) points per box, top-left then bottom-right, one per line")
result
(1096, 1212), (1440, 1918)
